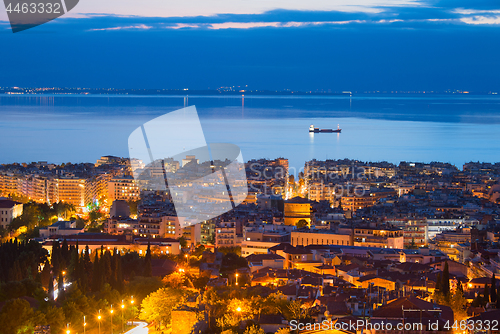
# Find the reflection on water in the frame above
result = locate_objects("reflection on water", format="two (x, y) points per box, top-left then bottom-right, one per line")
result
(0, 94), (499, 169)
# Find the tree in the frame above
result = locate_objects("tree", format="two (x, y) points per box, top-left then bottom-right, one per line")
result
(276, 328), (291, 334)
(450, 281), (467, 321)
(126, 276), (163, 303)
(405, 238), (418, 249)
(179, 236), (188, 249)
(91, 251), (102, 292)
(128, 200), (139, 217)
(0, 298), (34, 333)
(285, 300), (310, 322)
(143, 242), (152, 277)
(139, 288), (187, 327)
(216, 299), (255, 332)
(435, 272), (442, 294)
(484, 283), (490, 304)
(442, 261), (450, 298)
(40, 260), (52, 290)
(296, 219), (308, 229)
(43, 305), (66, 334)
(491, 274), (497, 305)
(58, 273), (65, 300)
(162, 271), (186, 289)
(244, 325), (265, 334)
(113, 251), (124, 293)
(262, 292), (289, 316)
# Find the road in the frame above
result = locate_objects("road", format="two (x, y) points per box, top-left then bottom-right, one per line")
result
(124, 321), (149, 334)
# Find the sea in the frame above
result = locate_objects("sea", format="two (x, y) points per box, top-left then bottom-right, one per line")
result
(0, 94), (499, 171)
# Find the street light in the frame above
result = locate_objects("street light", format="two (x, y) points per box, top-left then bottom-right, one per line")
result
(121, 300), (125, 333)
(97, 310), (102, 334)
(110, 305), (114, 334)
(235, 273), (239, 286)
(83, 316), (86, 334)
(97, 314), (102, 333)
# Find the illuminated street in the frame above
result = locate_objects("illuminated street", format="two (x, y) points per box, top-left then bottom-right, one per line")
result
(124, 322), (148, 334)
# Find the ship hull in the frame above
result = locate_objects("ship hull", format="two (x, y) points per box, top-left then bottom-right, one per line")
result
(309, 129), (341, 133)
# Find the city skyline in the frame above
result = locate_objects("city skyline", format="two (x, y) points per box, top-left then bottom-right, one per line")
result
(1, 1), (500, 333)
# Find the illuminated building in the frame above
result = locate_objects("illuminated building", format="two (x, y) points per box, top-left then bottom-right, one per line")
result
(353, 226), (404, 249)
(56, 177), (87, 211)
(0, 199), (23, 229)
(215, 221), (240, 247)
(341, 194), (377, 212)
(0, 172), (21, 197)
(107, 175), (140, 202)
(284, 196), (312, 226)
(291, 229), (351, 247)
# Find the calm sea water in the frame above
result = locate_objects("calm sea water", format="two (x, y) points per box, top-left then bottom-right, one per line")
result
(0, 94), (499, 170)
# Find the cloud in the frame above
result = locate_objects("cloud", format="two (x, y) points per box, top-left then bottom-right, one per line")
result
(89, 24), (153, 31)
(2, 0), (500, 32)
(460, 15), (500, 25)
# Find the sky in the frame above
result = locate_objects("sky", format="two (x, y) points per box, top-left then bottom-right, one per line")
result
(0, 0), (499, 91)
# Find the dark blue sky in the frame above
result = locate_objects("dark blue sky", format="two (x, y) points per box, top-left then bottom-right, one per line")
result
(0, 0), (499, 92)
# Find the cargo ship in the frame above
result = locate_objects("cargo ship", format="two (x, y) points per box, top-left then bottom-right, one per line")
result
(309, 124), (341, 133)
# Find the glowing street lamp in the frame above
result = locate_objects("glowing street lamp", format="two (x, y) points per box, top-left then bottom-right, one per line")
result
(110, 306), (114, 334)
(121, 300), (125, 333)
(236, 307), (242, 312)
(97, 310), (102, 334)
(235, 273), (239, 286)
(83, 315), (86, 334)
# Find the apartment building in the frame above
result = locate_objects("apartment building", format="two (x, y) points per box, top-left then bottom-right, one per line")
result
(353, 226), (404, 249)
(107, 175), (140, 202)
(241, 224), (292, 256)
(0, 199), (23, 229)
(291, 229), (352, 247)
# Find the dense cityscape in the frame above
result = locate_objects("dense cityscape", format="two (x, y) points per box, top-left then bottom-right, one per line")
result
(1, 155), (500, 334)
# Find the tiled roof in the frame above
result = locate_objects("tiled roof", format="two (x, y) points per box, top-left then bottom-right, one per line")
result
(0, 199), (21, 208)
(278, 285), (297, 296)
(373, 296), (453, 323)
(246, 253), (284, 262)
(469, 277), (492, 284)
